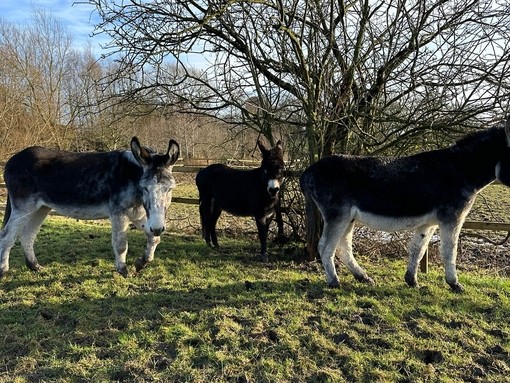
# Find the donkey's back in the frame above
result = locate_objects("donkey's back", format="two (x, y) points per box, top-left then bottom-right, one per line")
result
(196, 164), (266, 216)
(300, 150), (476, 221)
(5, 146), (139, 213)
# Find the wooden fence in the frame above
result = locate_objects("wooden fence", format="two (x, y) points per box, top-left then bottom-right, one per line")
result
(1, 162), (509, 273)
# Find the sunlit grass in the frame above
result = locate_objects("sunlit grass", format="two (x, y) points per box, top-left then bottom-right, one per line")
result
(0, 216), (508, 382)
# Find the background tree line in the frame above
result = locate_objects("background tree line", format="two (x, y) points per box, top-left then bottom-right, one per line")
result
(2, 1), (510, 162)
(0, 10), (260, 161)
(86, 0), (510, 163)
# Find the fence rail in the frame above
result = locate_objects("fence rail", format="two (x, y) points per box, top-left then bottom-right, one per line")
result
(0, 164), (509, 231)
(0, 162), (509, 273)
(0, 160), (510, 232)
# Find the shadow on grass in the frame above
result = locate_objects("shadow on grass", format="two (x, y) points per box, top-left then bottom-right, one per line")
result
(1, 219), (509, 382)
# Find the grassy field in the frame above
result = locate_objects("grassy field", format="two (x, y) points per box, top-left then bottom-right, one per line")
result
(0, 177), (509, 382)
(0, 215), (508, 383)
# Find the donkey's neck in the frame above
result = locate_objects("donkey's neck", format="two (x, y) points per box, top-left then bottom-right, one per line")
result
(449, 127), (506, 191)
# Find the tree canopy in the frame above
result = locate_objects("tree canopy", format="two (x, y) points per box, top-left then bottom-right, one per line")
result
(89, 0), (510, 161)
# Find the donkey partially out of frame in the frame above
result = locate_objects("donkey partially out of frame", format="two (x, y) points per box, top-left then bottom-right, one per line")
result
(0, 137), (180, 278)
(196, 140), (284, 262)
(300, 122), (510, 292)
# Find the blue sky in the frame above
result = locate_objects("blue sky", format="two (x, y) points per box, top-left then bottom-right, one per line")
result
(0, 0), (107, 54)
(0, 0), (213, 67)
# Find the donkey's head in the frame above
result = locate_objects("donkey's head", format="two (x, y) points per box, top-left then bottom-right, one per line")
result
(131, 137), (180, 236)
(258, 139), (284, 197)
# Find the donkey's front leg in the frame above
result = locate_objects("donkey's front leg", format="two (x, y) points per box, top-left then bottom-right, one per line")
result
(128, 215), (161, 272)
(255, 216), (271, 262)
(134, 234), (161, 272)
(439, 222), (464, 293)
(110, 215), (130, 277)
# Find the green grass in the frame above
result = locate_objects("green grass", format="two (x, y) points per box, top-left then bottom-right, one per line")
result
(0, 217), (509, 382)
(470, 183), (510, 222)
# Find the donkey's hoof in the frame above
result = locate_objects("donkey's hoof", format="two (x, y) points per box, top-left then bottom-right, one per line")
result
(0, 269), (8, 278)
(355, 275), (375, 285)
(327, 279), (340, 288)
(404, 271), (418, 287)
(449, 283), (464, 293)
(260, 254), (269, 263)
(134, 257), (148, 272)
(25, 261), (43, 272)
(117, 266), (129, 278)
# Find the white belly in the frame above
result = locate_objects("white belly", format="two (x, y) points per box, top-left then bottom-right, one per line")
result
(352, 207), (438, 232)
(49, 203), (110, 220)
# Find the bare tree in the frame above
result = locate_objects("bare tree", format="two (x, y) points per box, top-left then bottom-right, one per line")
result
(88, 0), (510, 162)
(0, 10), (82, 153)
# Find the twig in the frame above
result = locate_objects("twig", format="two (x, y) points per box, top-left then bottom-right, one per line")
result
(460, 231), (510, 246)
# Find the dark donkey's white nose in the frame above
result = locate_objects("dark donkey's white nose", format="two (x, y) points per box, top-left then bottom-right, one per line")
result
(267, 179), (280, 196)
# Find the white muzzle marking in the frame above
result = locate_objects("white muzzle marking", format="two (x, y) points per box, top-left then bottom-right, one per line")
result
(267, 179), (280, 196)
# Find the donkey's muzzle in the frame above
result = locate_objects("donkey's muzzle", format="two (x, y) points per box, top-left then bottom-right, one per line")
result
(150, 226), (165, 236)
(267, 179), (281, 197)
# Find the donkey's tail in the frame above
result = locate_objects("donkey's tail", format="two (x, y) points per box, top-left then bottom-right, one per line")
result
(300, 173), (321, 260)
(198, 199), (206, 239)
(2, 194), (11, 228)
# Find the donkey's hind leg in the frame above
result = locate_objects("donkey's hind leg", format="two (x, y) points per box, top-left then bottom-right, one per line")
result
(19, 206), (51, 272)
(404, 225), (436, 287)
(199, 199), (212, 245)
(318, 217), (352, 288)
(438, 222), (464, 293)
(0, 210), (28, 277)
(337, 221), (374, 285)
(208, 206), (222, 248)
(202, 200), (221, 248)
(199, 197), (221, 247)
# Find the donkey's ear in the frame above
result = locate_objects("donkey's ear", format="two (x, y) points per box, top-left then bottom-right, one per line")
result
(165, 139), (180, 167)
(131, 137), (152, 166)
(257, 139), (269, 155)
